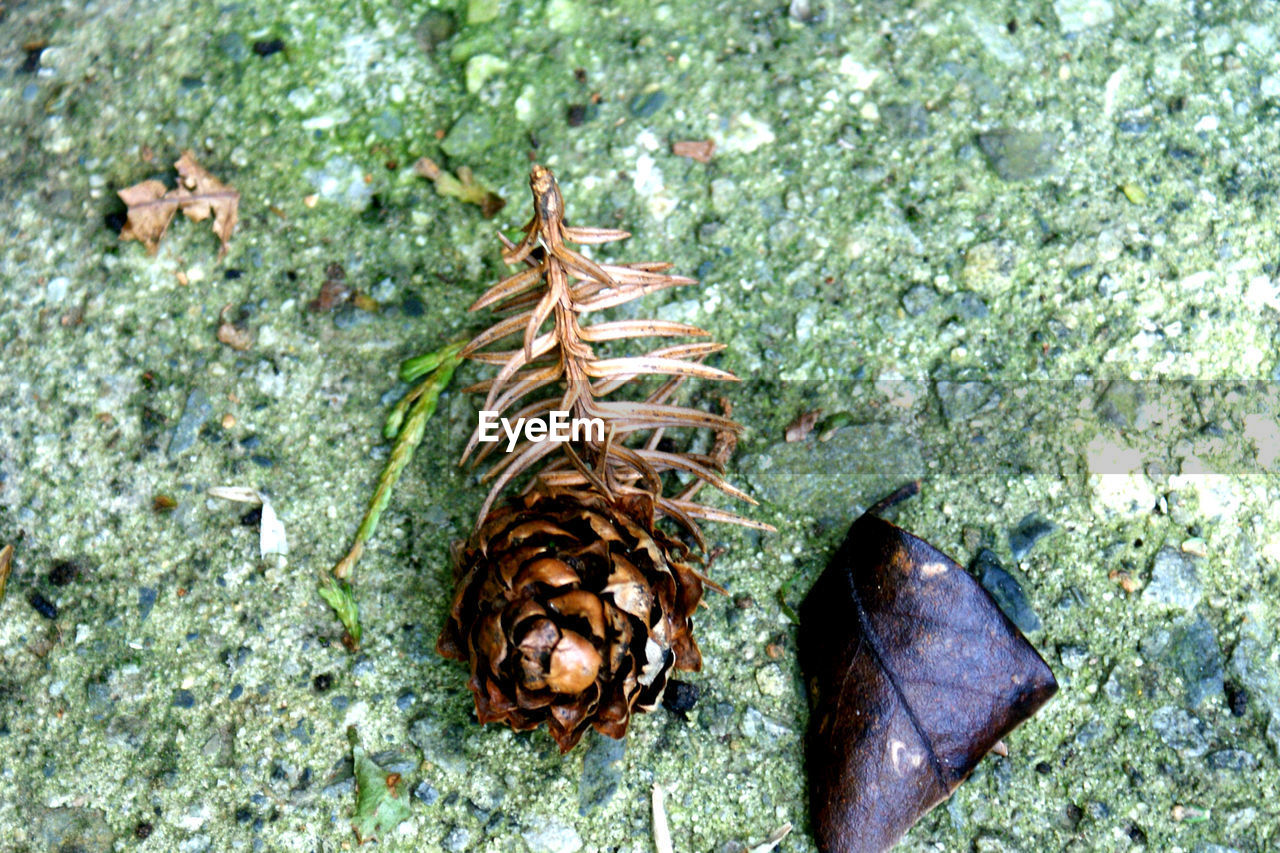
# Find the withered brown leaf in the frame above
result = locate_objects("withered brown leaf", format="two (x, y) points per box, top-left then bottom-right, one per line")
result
(784, 408), (822, 442)
(799, 490), (1057, 853)
(118, 151), (240, 258)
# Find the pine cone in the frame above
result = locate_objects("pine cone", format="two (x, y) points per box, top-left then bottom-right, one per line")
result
(436, 165), (770, 750)
(436, 487), (704, 752)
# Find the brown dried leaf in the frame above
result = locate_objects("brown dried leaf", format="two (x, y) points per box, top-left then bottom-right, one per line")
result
(672, 140), (715, 163)
(173, 151), (240, 257)
(799, 494), (1057, 853)
(117, 179), (178, 254)
(784, 408), (822, 442)
(308, 264), (353, 313)
(117, 151), (240, 258)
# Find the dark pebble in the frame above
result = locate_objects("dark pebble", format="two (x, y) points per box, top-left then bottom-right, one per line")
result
(330, 695), (350, 712)
(168, 388), (213, 458)
(28, 591), (58, 620)
(235, 806), (253, 823)
(48, 560), (80, 586)
(629, 91), (667, 118)
(1226, 682), (1248, 716)
(18, 44), (46, 74)
(313, 673), (333, 692)
(413, 781), (440, 805)
(1205, 748), (1258, 771)
(240, 434), (262, 450)
(224, 268), (244, 279)
(172, 689), (196, 708)
(567, 104), (588, 127)
(138, 587), (158, 621)
(396, 690), (416, 711)
(1009, 512), (1057, 561)
(134, 821), (153, 839)
(250, 454), (274, 468)
(662, 679), (700, 716)
(401, 293), (425, 317)
(972, 549), (1043, 633)
(253, 39), (285, 57)
(229, 684), (244, 700)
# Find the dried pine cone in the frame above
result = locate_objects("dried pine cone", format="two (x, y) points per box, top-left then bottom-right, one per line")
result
(436, 165), (769, 750)
(436, 487), (703, 751)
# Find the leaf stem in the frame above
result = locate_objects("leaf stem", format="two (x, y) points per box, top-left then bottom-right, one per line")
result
(321, 340), (465, 647)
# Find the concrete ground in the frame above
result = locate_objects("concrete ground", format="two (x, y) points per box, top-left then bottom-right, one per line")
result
(1, 0), (1278, 850)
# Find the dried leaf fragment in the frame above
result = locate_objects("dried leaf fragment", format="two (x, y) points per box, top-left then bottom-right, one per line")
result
(799, 494), (1057, 853)
(784, 408), (822, 442)
(672, 139), (715, 163)
(414, 156), (505, 217)
(0, 544), (13, 603)
(349, 729), (411, 845)
(117, 151), (240, 258)
(217, 304), (253, 351)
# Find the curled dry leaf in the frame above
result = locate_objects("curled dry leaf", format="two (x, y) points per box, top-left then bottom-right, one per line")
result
(672, 140), (715, 163)
(784, 408), (822, 442)
(799, 488), (1057, 853)
(118, 150), (240, 258)
(413, 156), (505, 218)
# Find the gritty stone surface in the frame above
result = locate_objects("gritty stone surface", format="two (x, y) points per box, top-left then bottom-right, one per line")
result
(2, 0), (1280, 851)
(1145, 546), (1204, 612)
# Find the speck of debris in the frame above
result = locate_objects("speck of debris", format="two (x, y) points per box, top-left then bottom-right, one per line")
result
(313, 673), (333, 693)
(28, 591), (58, 620)
(18, 41), (47, 74)
(253, 39), (285, 57)
(134, 821), (153, 839)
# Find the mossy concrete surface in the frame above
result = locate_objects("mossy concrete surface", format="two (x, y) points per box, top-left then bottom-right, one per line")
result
(2, 0), (1279, 850)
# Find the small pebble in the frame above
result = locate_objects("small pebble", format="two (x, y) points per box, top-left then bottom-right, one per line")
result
(253, 39), (285, 57)
(28, 591), (58, 620)
(755, 664), (788, 697)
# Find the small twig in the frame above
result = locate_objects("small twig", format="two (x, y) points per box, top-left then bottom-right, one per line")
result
(322, 340), (465, 649)
(651, 784), (673, 853)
